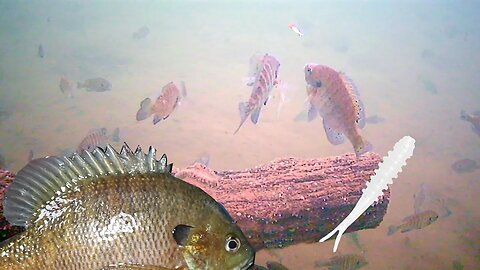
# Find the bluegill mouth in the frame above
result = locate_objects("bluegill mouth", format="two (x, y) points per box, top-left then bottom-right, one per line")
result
(241, 255), (255, 270)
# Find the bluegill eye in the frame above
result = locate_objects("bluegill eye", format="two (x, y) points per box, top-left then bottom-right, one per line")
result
(307, 67), (312, 73)
(225, 236), (241, 252)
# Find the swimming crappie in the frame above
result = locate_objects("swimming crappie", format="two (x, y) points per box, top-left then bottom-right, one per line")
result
(304, 64), (372, 157)
(234, 53), (280, 134)
(0, 145), (255, 270)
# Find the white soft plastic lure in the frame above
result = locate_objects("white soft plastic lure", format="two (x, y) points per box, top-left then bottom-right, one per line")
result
(319, 136), (416, 252)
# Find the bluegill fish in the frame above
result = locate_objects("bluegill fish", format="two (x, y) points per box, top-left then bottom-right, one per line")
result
(0, 144), (255, 269)
(77, 77), (112, 92)
(234, 53), (280, 134)
(315, 254), (367, 270)
(304, 64), (372, 157)
(59, 76), (74, 98)
(136, 81), (187, 125)
(77, 127), (120, 152)
(388, 210), (439, 235)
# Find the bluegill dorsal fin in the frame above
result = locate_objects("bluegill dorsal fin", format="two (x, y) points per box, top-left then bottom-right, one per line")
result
(338, 72), (366, 129)
(3, 144), (172, 228)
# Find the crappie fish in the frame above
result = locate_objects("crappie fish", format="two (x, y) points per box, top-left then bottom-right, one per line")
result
(77, 77), (112, 92)
(304, 64), (372, 157)
(136, 81), (187, 125)
(59, 76), (74, 98)
(315, 254), (367, 270)
(234, 53), (280, 134)
(460, 110), (480, 136)
(77, 127), (120, 152)
(0, 145), (255, 269)
(388, 209), (439, 235)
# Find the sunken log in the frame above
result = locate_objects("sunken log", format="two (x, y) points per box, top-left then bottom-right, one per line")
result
(0, 152), (389, 250)
(174, 152), (389, 251)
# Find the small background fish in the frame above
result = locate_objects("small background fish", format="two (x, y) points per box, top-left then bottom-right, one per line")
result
(315, 254), (367, 270)
(460, 110), (480, 136)
(388, 210), (439, 235)
(132, 26), (150, 39)
(38, 44), (44, 58)
(77, 77), (112, 92)
(77, 127), (120, 152)
(59, 76), (74, 98)
(414, 183), (452, 218)
(451, 158), (478, 173)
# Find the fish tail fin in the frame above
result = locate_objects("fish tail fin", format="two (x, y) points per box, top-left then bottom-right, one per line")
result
(387, 225), (398, 235)
(136, 98), (154, 121)
(234, 102), (250, 134)
(111, 128), (120, 142)
(354, 139), (373, 157)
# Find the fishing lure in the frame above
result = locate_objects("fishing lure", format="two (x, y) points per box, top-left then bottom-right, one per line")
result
(319, 136), (416, 252)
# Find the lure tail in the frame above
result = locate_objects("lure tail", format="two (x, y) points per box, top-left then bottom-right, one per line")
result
(319, 136), (416, 252)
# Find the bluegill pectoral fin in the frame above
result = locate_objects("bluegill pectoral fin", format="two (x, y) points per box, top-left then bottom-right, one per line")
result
(153, 115), (162, 125)
(307, 104), (318, 122)
(322, 119), (345, 145)
(172, 224), (194, 246)
(251, 107), (261, 124)
(136, 98), (153, 121)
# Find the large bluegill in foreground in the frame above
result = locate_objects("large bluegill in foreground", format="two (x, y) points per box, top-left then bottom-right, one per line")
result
(0, 144), (254, 269)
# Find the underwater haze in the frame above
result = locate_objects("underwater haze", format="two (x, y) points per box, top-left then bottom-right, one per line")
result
(1, 0), (480, 269)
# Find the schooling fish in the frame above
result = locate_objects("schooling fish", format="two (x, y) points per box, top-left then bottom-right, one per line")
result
(77, 127), (120, 152)
(451, 158), (479, 173)
(304, 64), (372, 157)
(234, 53), (280, 134)
(387, 210), (439, 235)
(136, 82), (187, 125)
(59, 76), (74, 98)
(315, 254), (367, 270)
(0, 145), (255, 269)
(77, 77), (112, 92)
(132, 26), (150, 39)
(460, 110), (480, 136)
(38, 44), (44, 58)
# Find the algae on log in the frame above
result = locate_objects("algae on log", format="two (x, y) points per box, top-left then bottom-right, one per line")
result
(0, 152), (389, 250)
(174, 152), (388, 251)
